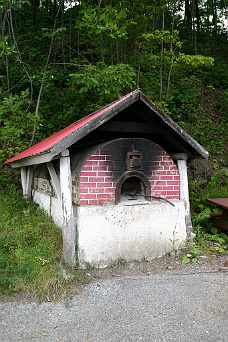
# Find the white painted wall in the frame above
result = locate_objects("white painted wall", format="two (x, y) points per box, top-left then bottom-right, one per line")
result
(77, 201), (186, 268)
(33, 190), (62, 229)
(33, 191), (51, 215)
(32, 191), (186, 269)
(50, 197), (63, 228)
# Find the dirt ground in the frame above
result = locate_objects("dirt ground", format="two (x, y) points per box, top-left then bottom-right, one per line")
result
(1, 253), (227, 304)
(85, 253), (228, 282)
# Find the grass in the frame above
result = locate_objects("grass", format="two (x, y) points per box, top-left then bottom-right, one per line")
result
(0, 185), (85, 302)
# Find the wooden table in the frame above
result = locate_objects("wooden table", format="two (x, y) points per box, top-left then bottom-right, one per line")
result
(207, 198), (228, 231)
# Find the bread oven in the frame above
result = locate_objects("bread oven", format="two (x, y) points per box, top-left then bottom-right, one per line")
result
(72, 138), (180, 205)
(71, 138), (184, 267)
(4, 89), (209, 266)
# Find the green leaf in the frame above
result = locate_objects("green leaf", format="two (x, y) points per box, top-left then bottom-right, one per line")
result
(218, 247), (225, 253)
(190, 246), (200, 256)
(211, 227), (218, 235)
(182, 256), (190, 264)
(220, 233), (228, 241)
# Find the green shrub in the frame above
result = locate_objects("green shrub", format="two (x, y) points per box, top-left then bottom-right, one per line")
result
(189, 169), (228, 213)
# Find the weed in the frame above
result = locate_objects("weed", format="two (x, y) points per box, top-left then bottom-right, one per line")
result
(169, 229), (180, 252)
(181, 222), (228, 264)
(181, 244), (201, 264)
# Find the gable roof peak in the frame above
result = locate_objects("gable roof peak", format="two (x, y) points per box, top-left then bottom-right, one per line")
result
(4, 89), (209, 167)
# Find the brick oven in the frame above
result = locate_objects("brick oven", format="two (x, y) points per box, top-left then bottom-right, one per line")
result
(72, 139), (180, 206)
(4, 89), (209, 267)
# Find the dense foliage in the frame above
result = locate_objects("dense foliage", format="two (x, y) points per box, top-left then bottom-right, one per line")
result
(0, 1), (227, 166)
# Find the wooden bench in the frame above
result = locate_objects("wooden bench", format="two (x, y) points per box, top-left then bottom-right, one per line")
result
(209, 212), (222, 218)
(207, 198), (228, 231)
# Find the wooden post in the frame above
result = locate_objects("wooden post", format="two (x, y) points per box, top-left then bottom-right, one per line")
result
(20, 166), (33, 200)
(176, 154), (192, 235)
(47, 162), (61, 199)
(20, 167), (27, 196)
(60, 149), (76, 265)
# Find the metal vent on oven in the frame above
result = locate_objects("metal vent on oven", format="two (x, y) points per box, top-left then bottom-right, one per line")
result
(126, 151), (142, 170)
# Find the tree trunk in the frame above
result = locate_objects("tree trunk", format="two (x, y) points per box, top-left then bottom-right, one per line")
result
(61, 0), (66, 69)
(212, 0), (217, 52)
(159, 13), (164, 102)
(195, 0), (200, 31)
(192, 0), (197, 54)
(167, 5), (175, 95)
(98, 0), (105, 62)
(184, 0), (192, 34)
(30, 0), (64, 146)
(185, 0), (191, 21)
(30, 0), (40, 27)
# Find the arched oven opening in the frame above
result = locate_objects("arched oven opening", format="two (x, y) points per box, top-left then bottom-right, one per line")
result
(115, 171), (151, 204)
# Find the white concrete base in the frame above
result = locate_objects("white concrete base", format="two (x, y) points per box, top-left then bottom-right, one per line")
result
(50, 197), (63, 228)
(32, 192), (187, 268)
(77, 201), (186, 268)
(33, 191), (62, 228)
(33, 191), (51, 215)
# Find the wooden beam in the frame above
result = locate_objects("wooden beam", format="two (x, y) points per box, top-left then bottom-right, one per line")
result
(60, 152), (76, 265)
(9, 152), (55, 168)
(97, 122), (195, 158)
(170, 153), (188, 161)
(97, 121), (164, 134)
(46, 162), (61, 199)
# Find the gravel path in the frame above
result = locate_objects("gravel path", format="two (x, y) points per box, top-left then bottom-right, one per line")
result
(0, 267), (227, 342)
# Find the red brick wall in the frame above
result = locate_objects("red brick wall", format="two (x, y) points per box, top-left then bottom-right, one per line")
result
(76, 151), (116, 205)
(73, 140), (180, 205)
(149, 150), (180, 200)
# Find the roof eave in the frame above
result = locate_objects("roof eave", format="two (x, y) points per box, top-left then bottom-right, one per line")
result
(8, 151), (55, 168)
(139, 92), (209, 159)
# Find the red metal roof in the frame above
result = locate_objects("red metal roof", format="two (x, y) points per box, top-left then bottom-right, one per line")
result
(4, 90), (139, 164)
